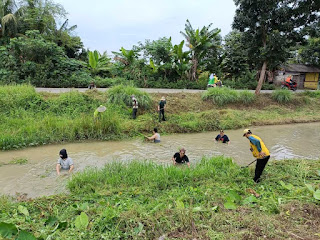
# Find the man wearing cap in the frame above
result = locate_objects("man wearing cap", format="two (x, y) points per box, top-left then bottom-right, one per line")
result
(172, 148), (190, 168)
(158, 96), (166, 122)
(243, 129), (270, 183)
(131, 95), (138, 119)
(94, 105), (107, 120)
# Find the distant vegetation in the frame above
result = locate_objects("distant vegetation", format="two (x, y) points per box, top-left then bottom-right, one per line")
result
(1, 0), (319, 91)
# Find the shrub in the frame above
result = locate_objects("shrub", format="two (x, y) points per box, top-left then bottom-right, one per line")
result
(202, 88), (239, 106)
(107, 85), (152, 109)
(272, 89), (293, 103)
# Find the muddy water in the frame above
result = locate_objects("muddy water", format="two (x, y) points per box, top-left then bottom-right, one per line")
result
(1, 122), (320, 198)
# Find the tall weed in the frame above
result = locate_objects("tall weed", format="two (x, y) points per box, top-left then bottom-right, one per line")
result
(272, 89), (293, 103)
(107, 85), (152, 109)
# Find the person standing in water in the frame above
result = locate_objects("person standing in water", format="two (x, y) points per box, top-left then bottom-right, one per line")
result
(243, 129), (270, 183)
(56, 149), (74, 175)
(215, 130), (230, 144)
(172, 148), (190, 168)
(146, 128), (161, 143)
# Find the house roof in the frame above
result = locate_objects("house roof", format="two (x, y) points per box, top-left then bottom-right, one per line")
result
(283, 64), (320, 73)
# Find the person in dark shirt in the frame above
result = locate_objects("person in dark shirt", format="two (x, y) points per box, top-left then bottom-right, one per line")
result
(172, 148), (190, 167)
(215, 130), (230, 144)
(158, 96), (166, 122)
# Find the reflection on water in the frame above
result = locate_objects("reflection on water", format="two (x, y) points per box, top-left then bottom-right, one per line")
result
(0, 122), (319, 198)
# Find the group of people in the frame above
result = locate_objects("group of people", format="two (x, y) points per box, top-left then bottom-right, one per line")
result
(57, 128), (270, 183)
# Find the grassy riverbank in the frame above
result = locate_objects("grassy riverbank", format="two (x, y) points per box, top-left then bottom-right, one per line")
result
(0, 157), (319, 239)
(1, 85), (320, 150)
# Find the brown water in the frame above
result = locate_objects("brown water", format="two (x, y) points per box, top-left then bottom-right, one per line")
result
(1, 122), (320, 198)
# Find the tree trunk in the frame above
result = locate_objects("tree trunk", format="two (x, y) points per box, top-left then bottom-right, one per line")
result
(191, 57), (198, 81)
(255, 61), (267, 95)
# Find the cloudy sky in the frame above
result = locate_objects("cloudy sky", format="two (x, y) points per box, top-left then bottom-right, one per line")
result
(55, 0), (237, 53)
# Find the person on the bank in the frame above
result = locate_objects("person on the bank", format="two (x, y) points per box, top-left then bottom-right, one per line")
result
(146, 128), (161, 143)
(131, 95), (138, 119)
(94, 105), (106, 120)
(56, 149), (74, 175)
(158, 96), (166, 122)
(172, 148), (190, 167)
(215, 130), (230, 144)
(243, 129), (270, 183)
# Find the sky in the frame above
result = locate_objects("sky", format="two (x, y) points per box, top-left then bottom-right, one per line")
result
(55, 0), (237, 54)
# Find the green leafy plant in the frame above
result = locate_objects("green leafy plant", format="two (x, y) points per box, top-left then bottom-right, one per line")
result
(272, 89), (293, 103)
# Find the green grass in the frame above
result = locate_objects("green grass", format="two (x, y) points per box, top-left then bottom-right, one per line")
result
(0, 85), (320, 150)
(0, 157), (319, 239)
(202, 88), (255, 106)
(304, 90), (320, 98)
(107, 85), (152, 109)
(272, 89), (293, 103)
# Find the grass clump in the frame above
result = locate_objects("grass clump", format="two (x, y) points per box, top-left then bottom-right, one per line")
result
(107, 85), (152, 109)
(202, 88), (255, 106)
(202, 87), (238, 106)
(1, 157), (319, 239)
(272, 89), (293, 103)
(304, 90), (320, 98)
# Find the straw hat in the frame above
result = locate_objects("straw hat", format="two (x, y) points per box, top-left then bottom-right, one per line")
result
(161, 96), (166, 101)
(96, 105), (107, 113)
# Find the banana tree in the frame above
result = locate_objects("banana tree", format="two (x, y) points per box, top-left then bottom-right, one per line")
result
(171, 40), (191, 79)
(87, 50), (111, 76)
(112, 47), (138, 66)
(180, 19), (221, 81)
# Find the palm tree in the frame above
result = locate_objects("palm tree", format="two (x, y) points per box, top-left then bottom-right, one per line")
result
(180, 19), (221, 81)
(0, 0), (18, 38)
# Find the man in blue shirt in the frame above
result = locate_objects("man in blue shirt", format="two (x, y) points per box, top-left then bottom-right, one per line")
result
(215, 130), (230, 144)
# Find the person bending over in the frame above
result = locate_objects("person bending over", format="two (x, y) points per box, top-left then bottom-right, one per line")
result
(243, 129), (270, 183)
(146, 128), (161, 143)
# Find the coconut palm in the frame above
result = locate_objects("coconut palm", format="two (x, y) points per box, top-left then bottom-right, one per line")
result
(180, 19), (221, 81)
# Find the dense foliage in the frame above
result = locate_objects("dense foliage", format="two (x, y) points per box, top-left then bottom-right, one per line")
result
(0, 0), (319, 90)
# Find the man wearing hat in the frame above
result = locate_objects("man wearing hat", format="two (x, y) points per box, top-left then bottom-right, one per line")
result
(243, 129), (270, 183)
(158, 96), (166, 122)
(94, 105), (107, 120)
(172, 148), (190, 168)
(131, 95), (138, 119)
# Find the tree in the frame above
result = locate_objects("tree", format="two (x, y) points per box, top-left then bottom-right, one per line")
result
(221, 31), (249, 80)
(171, 40), (191, 79)
(180, 19), (221, 81)
(139, 37), (172, 65)
(0, 0), (18, 39)
(299, 38), (320, 67)
(233, 0), (320, 94)
(112, 47), (138, 66)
